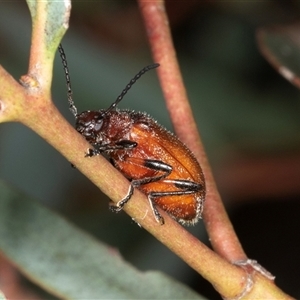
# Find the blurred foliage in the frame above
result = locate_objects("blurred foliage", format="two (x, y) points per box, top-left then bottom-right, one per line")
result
(0, 180), (205, 300)
(257, 22), (300, 89)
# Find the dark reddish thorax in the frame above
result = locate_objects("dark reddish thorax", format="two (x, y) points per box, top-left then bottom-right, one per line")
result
(58, 44), (205, 225)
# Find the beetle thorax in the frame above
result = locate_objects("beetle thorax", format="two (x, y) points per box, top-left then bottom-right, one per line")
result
(75, 110), (133, 145)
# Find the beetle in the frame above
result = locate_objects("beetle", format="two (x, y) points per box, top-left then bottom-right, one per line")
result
(58, 44), (205, 225)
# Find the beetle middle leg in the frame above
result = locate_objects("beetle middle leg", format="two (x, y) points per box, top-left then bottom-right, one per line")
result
(109, 159), (172, 224)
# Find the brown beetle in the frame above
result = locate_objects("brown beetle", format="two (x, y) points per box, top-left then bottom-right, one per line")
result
(58, 45), (205, 225)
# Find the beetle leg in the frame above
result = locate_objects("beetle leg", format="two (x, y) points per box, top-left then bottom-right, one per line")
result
(109, 184), (134, 212)
(110, 159), (172, 222)
(146, 179), (204, 224)
(148, 179), (203, 200)
(115, 158), (172, 201)
(109, 184), (165, 225)
(165, 179), (203, 192)
(115, 140), (138, 149)
(131, 159), (172, 185)
(85, 148), (100, 157)
(120, 179), (201, 225)
(148, 197), (165, 225)
(85, 140), (137, 157)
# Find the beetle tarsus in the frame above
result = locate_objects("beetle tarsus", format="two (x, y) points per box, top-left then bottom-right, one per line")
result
(148, 197), (164, 225)
(110, 183), (165, 225)
(110, 184), (134, 212)
(85, 148), (100, 157)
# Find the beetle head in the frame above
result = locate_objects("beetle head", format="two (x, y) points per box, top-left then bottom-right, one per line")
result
(75, 110), (107, 144)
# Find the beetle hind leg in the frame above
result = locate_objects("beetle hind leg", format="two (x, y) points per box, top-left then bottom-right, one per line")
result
(148, 197), (165, 225)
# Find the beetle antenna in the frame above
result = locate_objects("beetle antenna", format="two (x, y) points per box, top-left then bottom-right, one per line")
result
(105, 63), (160, 114)
(58, 44), (78, 117)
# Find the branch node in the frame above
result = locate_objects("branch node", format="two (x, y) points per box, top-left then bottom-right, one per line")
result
(20, 74), (40, 89)
(234, 259), (275, 280)
(223, 268), (254, 300)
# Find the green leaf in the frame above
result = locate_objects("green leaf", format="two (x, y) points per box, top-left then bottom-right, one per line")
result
(0, 290), (6, 300)
(257, 24), (300, 89)
(0, 180), (205, 299)
(26, 0), (71, 52)
(26, 0), (37, 20)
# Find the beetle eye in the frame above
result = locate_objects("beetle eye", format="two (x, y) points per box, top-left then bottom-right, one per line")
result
(87, 123), (95, 133)
(94, 120), (103, 132)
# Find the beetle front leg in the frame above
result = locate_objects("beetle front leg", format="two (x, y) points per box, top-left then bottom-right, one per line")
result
(85, 140), (138, 157)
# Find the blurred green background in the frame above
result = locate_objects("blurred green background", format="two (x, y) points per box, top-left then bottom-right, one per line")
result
(1, 1), (300, 299)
